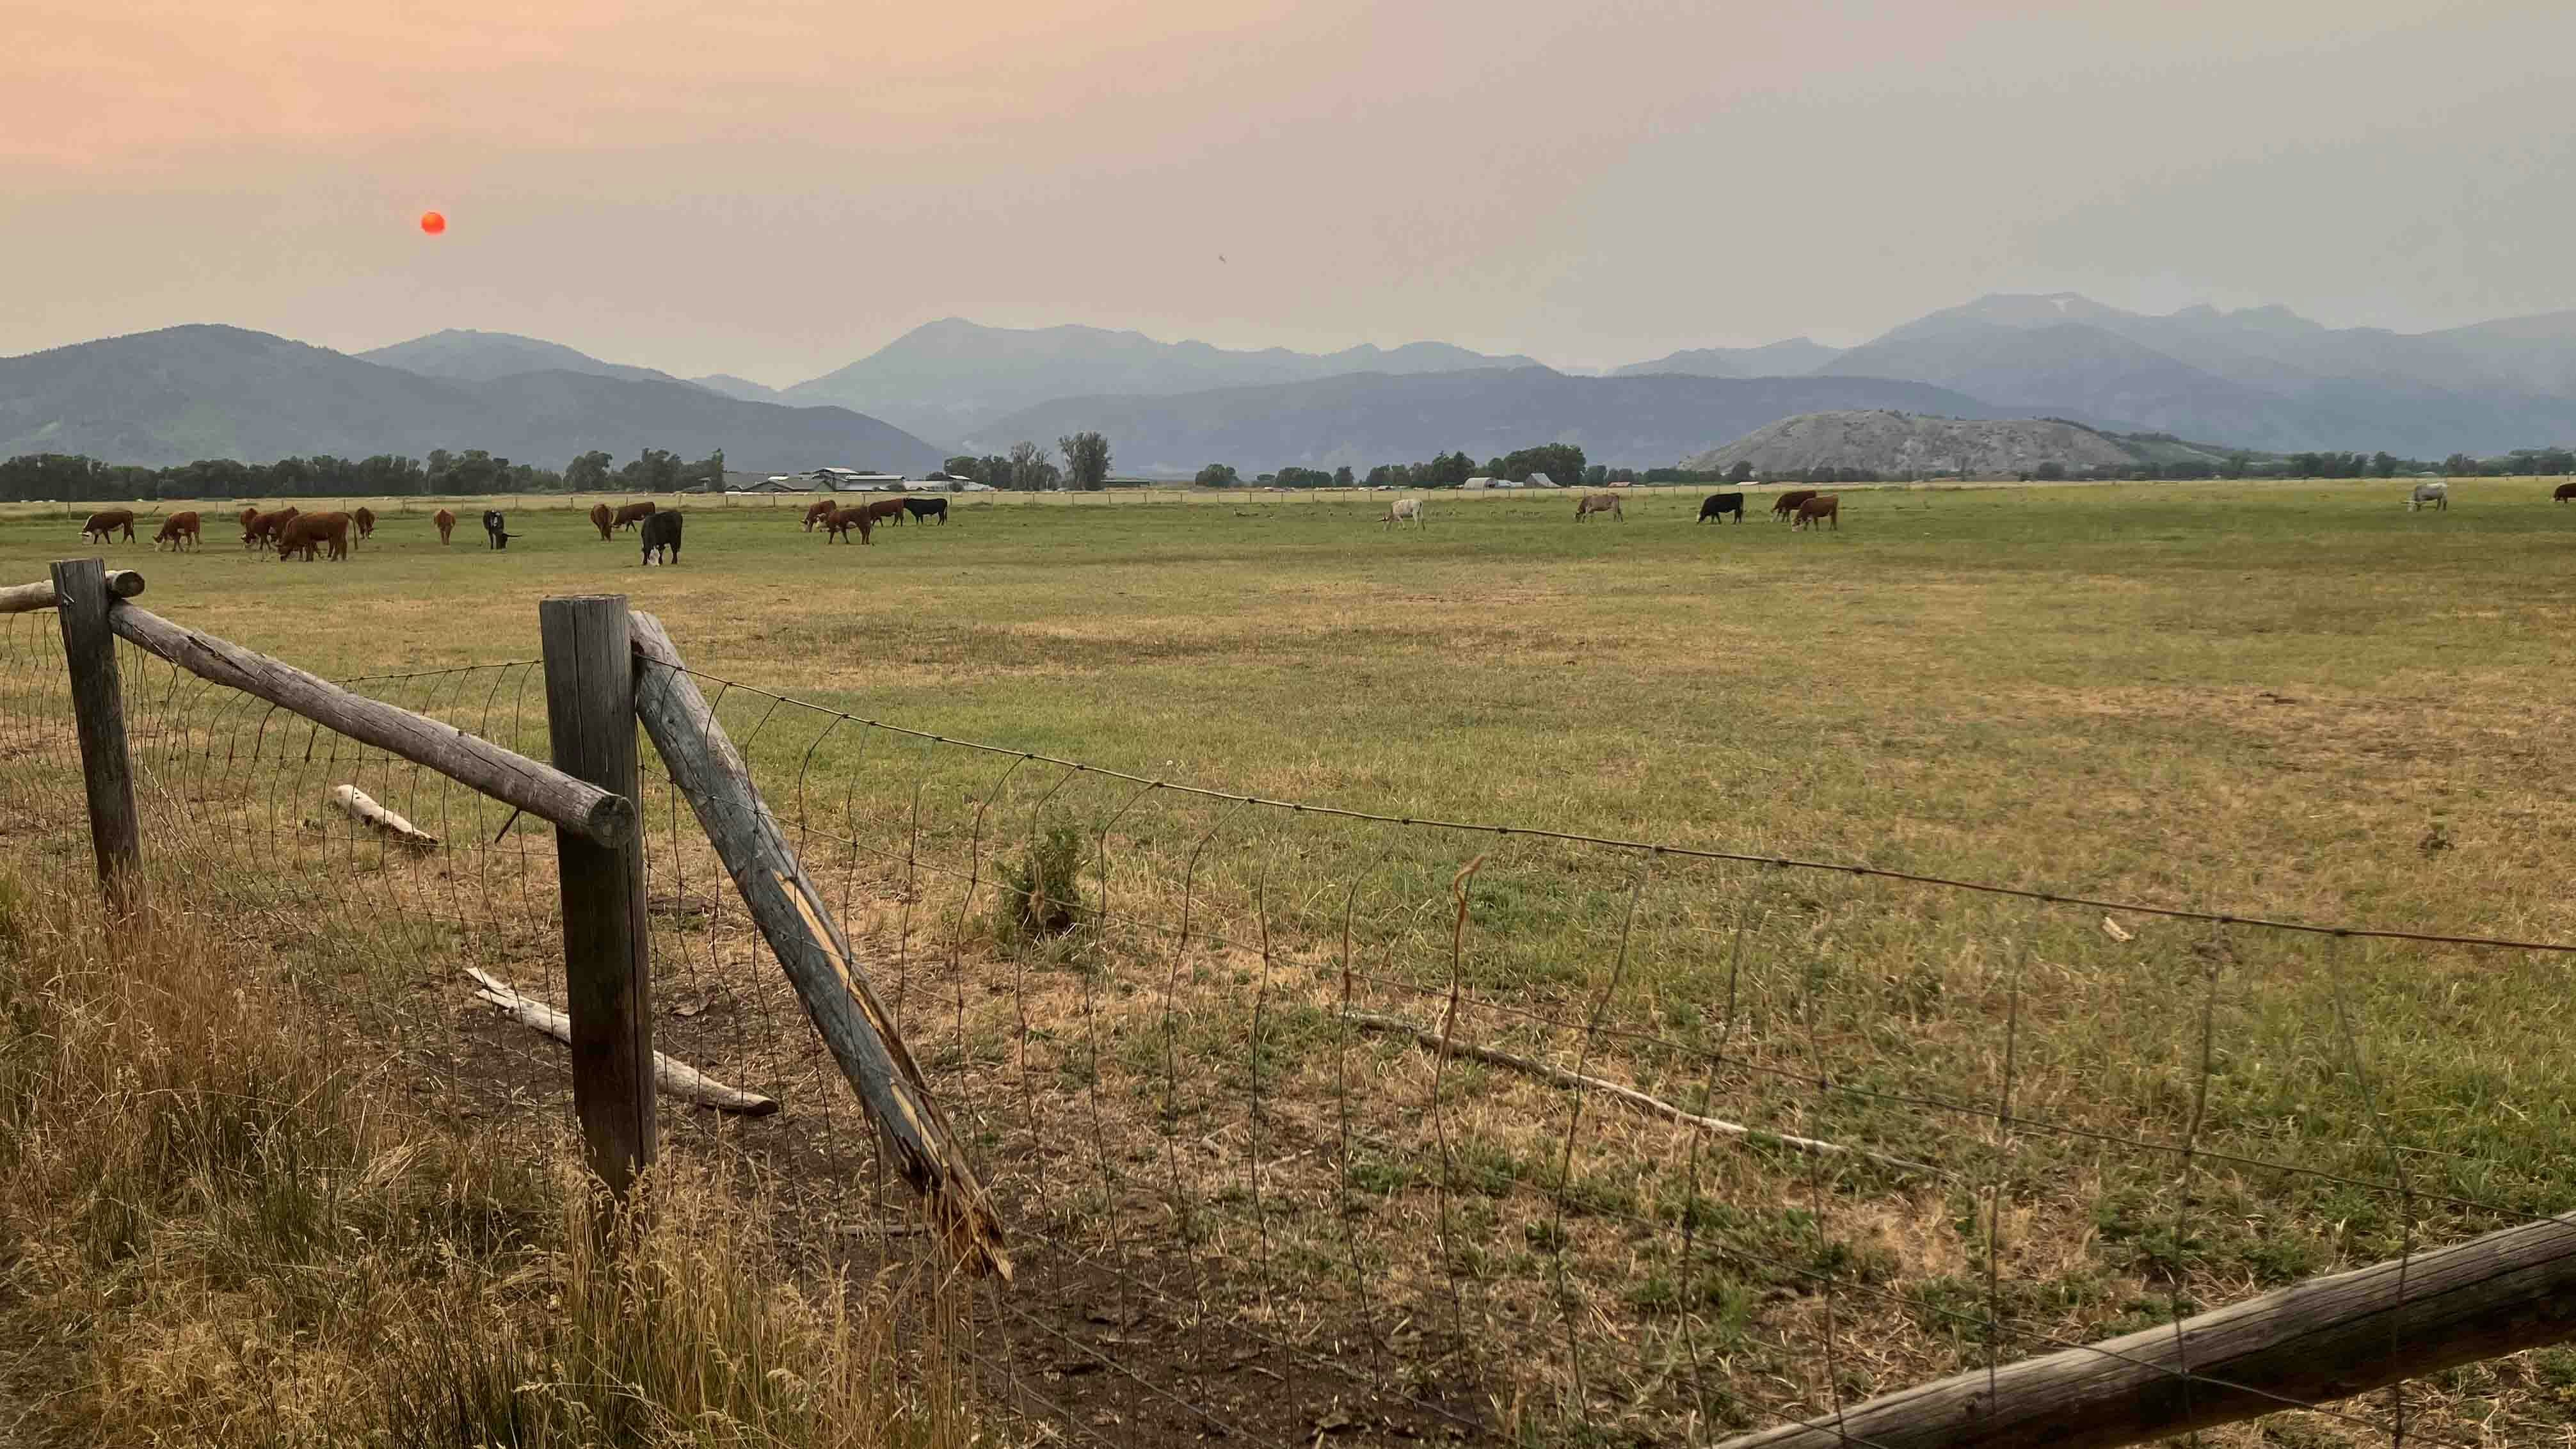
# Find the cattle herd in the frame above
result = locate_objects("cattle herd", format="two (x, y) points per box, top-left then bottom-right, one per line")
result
(63, 491), (967, 569)
(57, 479), (2566, 573)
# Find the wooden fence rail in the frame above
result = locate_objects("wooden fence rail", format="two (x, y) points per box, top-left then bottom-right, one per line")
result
(629, 609), (1010, 1279)
(102, 594), (632, 847)
(1713, 1212), (2576, 1449)
(1, 568), (143, 615)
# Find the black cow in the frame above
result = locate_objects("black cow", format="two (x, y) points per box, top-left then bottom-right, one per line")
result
(902, 497), (949, 524)
(482, 509), (512, 550)
(639, 510), (682, 565)
(1697, 492), (1745, 524)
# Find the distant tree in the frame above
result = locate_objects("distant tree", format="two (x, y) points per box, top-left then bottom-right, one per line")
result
(943, 454), (980, 479)
(1332, 465), (1355, 488)
(1501, 443), (1585, 486)
(619, 448), (683, 493)
(1726, 461), (1754, 484)
(2371, 451), (2398, 478)
(1008, 440), (1046, 490)
(1274, 467), (1332, 488)
(975, 454), (1012, 486)
(1583, 465), (1608, 486)
(686, 449), (724, 491)
(1059, 431), (1112, 492)
(2034, 460), (2066, 482)
(566, 449), (614, 491)
(1196, 463), (1241, 488)
(2442, 452), (2478, 476)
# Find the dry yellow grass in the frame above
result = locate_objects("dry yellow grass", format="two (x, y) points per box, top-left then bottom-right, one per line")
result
(4, 476), (2574, 1445)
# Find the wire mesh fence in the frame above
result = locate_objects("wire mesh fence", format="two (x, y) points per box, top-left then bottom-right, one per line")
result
(6, 609), (2576, 1448)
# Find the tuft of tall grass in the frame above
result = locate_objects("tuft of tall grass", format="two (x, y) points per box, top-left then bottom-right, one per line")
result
(0, 867), (975, 1448)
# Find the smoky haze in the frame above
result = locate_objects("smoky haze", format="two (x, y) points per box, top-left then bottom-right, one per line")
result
(7, 0), (2571, 382)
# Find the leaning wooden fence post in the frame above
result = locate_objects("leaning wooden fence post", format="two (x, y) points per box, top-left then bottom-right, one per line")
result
(540, 595), (655, 1204)
(627, 610), (1011, 1279)
(51, 557), (141, 908)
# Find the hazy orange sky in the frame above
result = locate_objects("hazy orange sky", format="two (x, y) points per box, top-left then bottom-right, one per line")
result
(8, 0), (2571, 380)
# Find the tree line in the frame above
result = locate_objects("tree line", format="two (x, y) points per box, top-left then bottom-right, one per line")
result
(940, 432), (1114, 491)
(0, 447), (728, 503)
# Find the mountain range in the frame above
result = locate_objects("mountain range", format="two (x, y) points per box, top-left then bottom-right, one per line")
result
(0, 326), (945, 474)
(780, 318), (1545, 441)
(12, 292), (2576, 476)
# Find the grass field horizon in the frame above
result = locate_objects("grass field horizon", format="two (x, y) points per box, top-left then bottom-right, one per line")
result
(6, 476), (2575, 1445)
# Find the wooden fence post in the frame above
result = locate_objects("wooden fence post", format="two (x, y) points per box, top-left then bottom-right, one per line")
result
(540, 595), (655, 1203)
(51, 557), (141, 908)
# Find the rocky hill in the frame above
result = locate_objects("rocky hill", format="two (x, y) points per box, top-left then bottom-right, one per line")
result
(1683, 411), (2228, 478)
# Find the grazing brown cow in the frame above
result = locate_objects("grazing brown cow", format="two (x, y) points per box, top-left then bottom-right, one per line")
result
(589, 503), (615, 540)
(612, 501), (657, 531)
(1792, 495), (1841, 531)
(79, 509), (136, 543)
(276, 511), (353, 561)
(863, 497), (906, 527)
(1771, 488), (1820, 521)
(822, 506), (874, 545)
(2556, 482), (2576, 503)
(154, 512), (201, 551)
(802, 499), (838, 531)
(1575, 491), (1623, 522)
(237, 505), (259, 540)
(433, 508), (457, 544)
(244, 507), (299, 551)
(352, 506), (376, 542)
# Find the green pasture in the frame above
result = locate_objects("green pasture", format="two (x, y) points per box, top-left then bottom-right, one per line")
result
(6, 477), (2576, 1441)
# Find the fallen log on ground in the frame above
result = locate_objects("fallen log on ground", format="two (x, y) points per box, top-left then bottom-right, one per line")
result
(465, 966), (778, 1116)
(330, 784), (438, 845)
(1340, 1009), (1933, 1174)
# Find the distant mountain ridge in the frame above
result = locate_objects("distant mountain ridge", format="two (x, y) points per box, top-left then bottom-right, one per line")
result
(781, 317), (1548, 440)
(1813, 293), (2576, 454)
(966, 368), (2030, 476)
(358, 328), (698, 388)
(1, 325), (945, 473)
(1613, 338), (1846, 379)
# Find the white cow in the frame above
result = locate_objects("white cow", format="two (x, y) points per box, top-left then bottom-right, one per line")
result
(2409, 481), (2449, 512)
(1382, 497), (1425, 527)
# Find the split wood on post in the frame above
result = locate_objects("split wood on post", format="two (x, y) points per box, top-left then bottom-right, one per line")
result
(104, 601), (633, 847)
(1711, 1212), (2576, 1449)
(541, 594), (656, 1202)
(0, 568), (143, 615)
(627, 609), (1011, 1280)
(50, 559), (141, 905)
(465, 968), (777, 1115)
